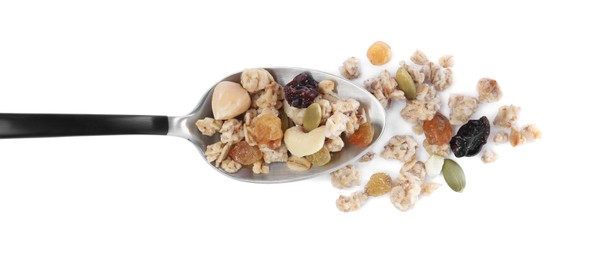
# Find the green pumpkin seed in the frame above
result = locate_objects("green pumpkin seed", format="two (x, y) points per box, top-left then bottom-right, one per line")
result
(279, 109), (289, 132)
(305, 146), (331, 166)
(303, 103), (322, 132)
(396, 67), (416, 100)
(442, 159), (465, 192)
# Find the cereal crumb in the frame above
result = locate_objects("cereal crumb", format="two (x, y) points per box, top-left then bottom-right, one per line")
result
(221, 158), (241, 173)
(359, 151), (375, 163)
(252, 160), (269, 174)
(381, 135), (418, 162)
(204, 141), (224, 163)
(493, 105), (520, 128)
(521, 124), (542, 141)
(439, 55), (455, 68)
(493, 131), (509, 144)
(433, 67), (454, 91)
(331, 164), (361, 189)
(390, 172), (422, 211)
(325, 112), (349, 138)
(410, 49), (430, 65)
(318, 80), (336, 95)
(260, 144), (288, 163)
(481, 150), (498, 163)
(400, 85), (441, 122)
(364, 70), (404, 108)
(423, 139), (450, 157)
(331, 98), (360, 114)
(255, 82), (280, 110)
(510, 126), (526, 147)
(195, 117), (222, 136)
(286, 155), (311, 171)
(325, 137), (345, 152)
(421, 183), (440, 197)
(283, 100), (306, 126)
(240, 68), (274, 93)
(339, 57), (361, 80)
(412, 122), (424, 135)
(314, 97), (332, 124)
(448, 95), (479, 125)
(477, 78), (503, 103)
(401, 160), (426, 181)
(336, 191), (368, 212)
(215, 143), (232, 168)
(220, 119), (244, 144)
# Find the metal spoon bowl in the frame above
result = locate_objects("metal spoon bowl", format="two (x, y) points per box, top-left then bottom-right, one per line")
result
(0, 67), (386, 183)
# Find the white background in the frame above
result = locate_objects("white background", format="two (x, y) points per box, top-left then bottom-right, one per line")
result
(0, 1), (592, 259)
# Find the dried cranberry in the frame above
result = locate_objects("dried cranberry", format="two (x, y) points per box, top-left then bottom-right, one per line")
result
(450, 116), (490, 157)
(284, 72), (319, 108)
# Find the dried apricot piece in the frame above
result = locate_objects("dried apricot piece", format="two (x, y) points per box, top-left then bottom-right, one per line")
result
(365, 173), (393, 197)
(229, 141), (262, 165)
(423, 112), (454, 145)
(367, 41), (392, 65)
(348, 122), (374, 147)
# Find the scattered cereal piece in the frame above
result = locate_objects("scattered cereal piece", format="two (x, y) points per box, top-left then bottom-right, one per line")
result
(433, 67), (454, 91)
(481, 150), (498, 163)
(493, 105), (520, 128)
(410, 49), (430, 65)
(521, 124), (542, 141)
(493, 131), (509, 144)
(359, 151), (375, 163)
(381, 135), (418, 163)
(221, 158), (241, 173)
(365, 173), (393, 197)
(367, 41), (392, 65)
(423, 139), (450, 157)
(390, 172), (422, 211)
(215, 142), (232, 168)
(400, 85), (441, 122)
(364, 70), (404, 108)
(325, 112), (349, 138)
(421, 183), (440, 196)
(331, 98), (360, 114)
(240, 68), (275, 93)
(336, 191), (368, 212)
(401, 160), (426, 181)
(412, 121), (424, 135)
(339, 57), (361, 80)
(318, 80), (336, 95)
(220, 119), (244, 144)
(255, 82), (280, 110)
(477, 78), (502, 103)
(260, 145), (288, 164)
(439, 55), (455, 68)
(331, 165), (361, 189)
(448, 95), (479, 125)
(287, 155), (312, 171)
(195, 117), (222, 136)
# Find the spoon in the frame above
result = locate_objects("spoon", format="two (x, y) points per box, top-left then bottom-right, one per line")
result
(0, 67), (386, 183)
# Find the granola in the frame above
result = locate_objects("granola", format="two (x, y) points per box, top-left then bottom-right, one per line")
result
(448, 95), (479, 125)
(336, 191), (368, 212)
(493, 105), (520, 128)
(381, 135), (418, 163)
(331, 164), (361, 189)
(195, 117), (222, 136)
(339, 57), (361, 80)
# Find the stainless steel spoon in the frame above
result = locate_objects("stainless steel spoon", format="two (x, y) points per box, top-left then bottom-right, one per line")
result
(0, 67), (386, 183)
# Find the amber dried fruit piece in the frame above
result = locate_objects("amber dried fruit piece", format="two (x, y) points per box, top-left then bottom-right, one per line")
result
(229, 141), (263, 165)
(348, 122), (375, 147)
(450, 116), (490, 157)
(365, 173), (393, 197)
(367, 41), (392, 65)
(423, 112), (454, 145)
(253, 114), (283, 147)
(305, 146), (331, 166)
(284, 72), (319, 108)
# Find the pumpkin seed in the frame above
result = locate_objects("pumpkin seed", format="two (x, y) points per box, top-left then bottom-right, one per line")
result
(305, 146), (331, 166)
(303, 103), (322, 132)
(279, 109), (289, 132)
(396, 67), (416, 100)
(442, 159), (465, 192)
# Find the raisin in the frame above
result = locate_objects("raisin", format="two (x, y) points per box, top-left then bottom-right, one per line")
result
(305, 146), (331, 166)
(423, 112), (454, 145)
(229, 141), (262, 165)
(284, 72), (319, 108)
(365, 173), (393, 197)
(253, 114), (283, 147)
(450, 116), (490, 157)
(348, 122), (375, 147)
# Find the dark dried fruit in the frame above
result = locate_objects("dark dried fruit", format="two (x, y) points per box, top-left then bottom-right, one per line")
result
(284, 72), (319, 108)
(229, 141), (262, 165)
(423, 112), (454, 145)
(450, 116), (490, 157)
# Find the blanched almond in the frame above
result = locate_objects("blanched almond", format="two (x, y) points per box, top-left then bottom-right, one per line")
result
(211, 81), (251, 120)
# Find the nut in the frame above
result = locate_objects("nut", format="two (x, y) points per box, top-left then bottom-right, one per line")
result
(425, 154), (444, 177)
(283, 126), (326, 157)
(211, 81), (251, 120)
(442, 159), (465, 192)
(396, 67), (417, 100)
(287, 155), (312, 171)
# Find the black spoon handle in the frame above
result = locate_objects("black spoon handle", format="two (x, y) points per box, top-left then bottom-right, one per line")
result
(0, 114), (169, 138)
